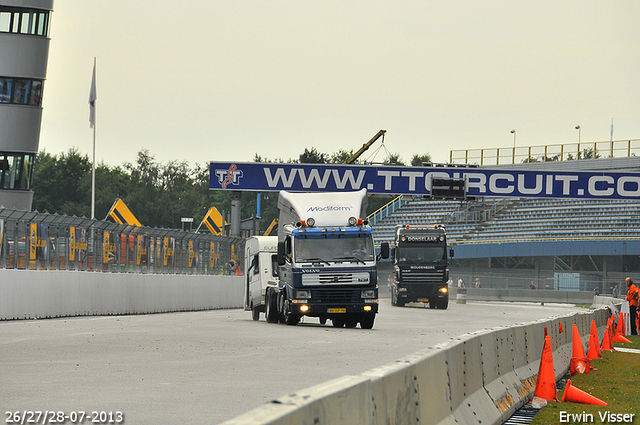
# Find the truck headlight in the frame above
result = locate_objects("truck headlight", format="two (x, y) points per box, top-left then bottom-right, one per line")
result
(398, 287), (408, 292)
(296, 290), (311, 299)
(361, 289), (376, 299)
(439, 287), (448, 294)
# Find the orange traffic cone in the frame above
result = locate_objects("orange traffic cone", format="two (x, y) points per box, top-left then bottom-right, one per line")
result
(571, 324), (587, 358)
(561, 379), (608, 406)
(614, 334), (633, 343)
(534, 335), (557, 401)
(615, 313), (624, 336)
(601, 327), (614, 351)
(609, 319), (615, 347)
(587, 331), (601, 360)
(589, 320), (602, 359)
(570, 324), (590, 375)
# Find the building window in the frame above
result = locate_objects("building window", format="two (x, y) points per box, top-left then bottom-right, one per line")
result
(0, 77), (44, 106)
(0, 7), (49, 37)
(0, 152), (35, 190)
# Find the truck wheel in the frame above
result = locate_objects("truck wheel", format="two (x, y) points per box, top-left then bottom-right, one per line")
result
(266, 290), (278, 323)
(284, 309), (299, 326)
(437, 298), (449, 310)
(360, 316), (375, 329)
(345, 318), (358, 328)
(332, 318), (345, 328)
(319, 317), (327, 325)
(396, 298), (405, 307)
(429, 299), (437, 309)
(251, 303), (260, 321)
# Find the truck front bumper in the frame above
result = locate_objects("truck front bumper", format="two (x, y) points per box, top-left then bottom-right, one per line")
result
(290, 301), (378, 316)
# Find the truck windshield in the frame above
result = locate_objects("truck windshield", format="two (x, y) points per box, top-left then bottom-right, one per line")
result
(396, 246), (445, 262)
(294, 236), (374, 263)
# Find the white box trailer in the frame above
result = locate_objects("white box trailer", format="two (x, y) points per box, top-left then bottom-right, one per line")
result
(244, 236), (279, 321)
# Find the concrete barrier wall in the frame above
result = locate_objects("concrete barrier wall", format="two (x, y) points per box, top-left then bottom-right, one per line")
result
(462, 288), (595, 304)
(0, 269), (244, 320)
(220, 308), (610, 425)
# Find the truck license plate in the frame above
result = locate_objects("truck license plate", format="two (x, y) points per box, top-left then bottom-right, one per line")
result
(418, 298), (429, 302)
(327, 308), (346, 313)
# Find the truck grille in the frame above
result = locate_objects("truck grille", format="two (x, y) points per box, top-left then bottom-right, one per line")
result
(302, 272), (370, 286)
(400, 270), (445, 282)
(312, 288), (362, 303)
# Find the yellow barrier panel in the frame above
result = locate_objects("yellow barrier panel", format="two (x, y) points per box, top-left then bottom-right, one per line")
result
(202, 206), (225, 235)
(108, 198), (141, 227)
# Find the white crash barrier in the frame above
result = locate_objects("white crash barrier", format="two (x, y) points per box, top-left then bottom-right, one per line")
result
(0, 269), (244, 320)
(219, 308), (610, 425)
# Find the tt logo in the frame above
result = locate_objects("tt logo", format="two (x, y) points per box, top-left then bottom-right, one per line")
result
(215, 164), (243, 189)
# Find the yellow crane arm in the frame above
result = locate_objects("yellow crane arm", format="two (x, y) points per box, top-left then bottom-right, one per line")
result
(345, 129), (387, 164)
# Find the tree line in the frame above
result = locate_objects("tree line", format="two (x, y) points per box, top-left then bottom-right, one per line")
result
(32, 147), (432, 233)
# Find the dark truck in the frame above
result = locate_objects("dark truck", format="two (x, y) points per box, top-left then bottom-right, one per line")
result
(390, 224), (453, 309)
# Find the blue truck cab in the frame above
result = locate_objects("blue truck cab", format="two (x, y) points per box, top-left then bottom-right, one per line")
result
(271, 189), (389, 329)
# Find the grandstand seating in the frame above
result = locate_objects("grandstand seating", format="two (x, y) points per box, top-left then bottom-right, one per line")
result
(372, 196), (640, 246)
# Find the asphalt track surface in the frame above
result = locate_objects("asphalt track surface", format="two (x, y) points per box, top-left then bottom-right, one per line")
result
(1, 300), (585, 424)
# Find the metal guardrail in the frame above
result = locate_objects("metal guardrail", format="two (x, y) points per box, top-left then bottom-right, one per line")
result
(367, 195), (407, 226)
(451, 235), (640, 245)
(0, 208), (244, 275)
(450, 139), (640, 165)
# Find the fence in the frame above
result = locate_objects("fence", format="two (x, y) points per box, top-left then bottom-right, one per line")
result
(450, 138), (640, 165)
(367, 195), (408, 226)
(0, 208), (244, 275)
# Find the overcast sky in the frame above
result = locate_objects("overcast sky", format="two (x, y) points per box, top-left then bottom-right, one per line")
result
(39, 1), (640, 169)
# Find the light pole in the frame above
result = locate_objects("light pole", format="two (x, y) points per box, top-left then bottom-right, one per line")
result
(575, 125), (581, 158)
(510, 129), (516, 163)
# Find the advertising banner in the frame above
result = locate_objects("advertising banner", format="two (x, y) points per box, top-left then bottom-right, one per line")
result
(69, 226), (76, 262)
(188, 240), (197, 268)
(163, 237), (175, 267)
(78, 228), (87, 267)
(103, 231), (117, 264)
(210, 161), (640, 200)
(136, 235), (148, 266)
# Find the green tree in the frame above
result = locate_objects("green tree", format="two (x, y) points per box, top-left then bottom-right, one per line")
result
(411, 154), (432, 166)
(90, 164), (131, 220)
(330, 149), (357, 164)
(384, 153), (405, 165)
(32, 148), (92, 216)
(299, 147), (327, 164)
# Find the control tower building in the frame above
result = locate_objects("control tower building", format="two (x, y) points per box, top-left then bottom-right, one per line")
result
(0, 0), (53, 210)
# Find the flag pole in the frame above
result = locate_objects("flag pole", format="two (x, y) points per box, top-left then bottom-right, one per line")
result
(89, 57), (97, 219)
(91, 103), (96, 220)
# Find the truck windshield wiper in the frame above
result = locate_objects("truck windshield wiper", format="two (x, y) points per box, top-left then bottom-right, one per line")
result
(333, 256), (366, 265)
(300, 257), (331, 266)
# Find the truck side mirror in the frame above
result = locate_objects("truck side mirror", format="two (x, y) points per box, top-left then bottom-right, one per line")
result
(380, 242), (390, 259)
(390, 247), (396, 260)
(277, 241), (286, 266)
(449, 248), (455, 258)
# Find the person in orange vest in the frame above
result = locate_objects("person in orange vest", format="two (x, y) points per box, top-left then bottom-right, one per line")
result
(625, 277), (639, 335)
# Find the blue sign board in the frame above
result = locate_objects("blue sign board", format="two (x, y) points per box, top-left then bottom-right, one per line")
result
(210, 162), (640, 200)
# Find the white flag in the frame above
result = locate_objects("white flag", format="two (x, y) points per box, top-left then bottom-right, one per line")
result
(89, 59), (97, 128)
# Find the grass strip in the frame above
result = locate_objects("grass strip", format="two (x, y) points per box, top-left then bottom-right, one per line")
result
(531, 335), (640, 425)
